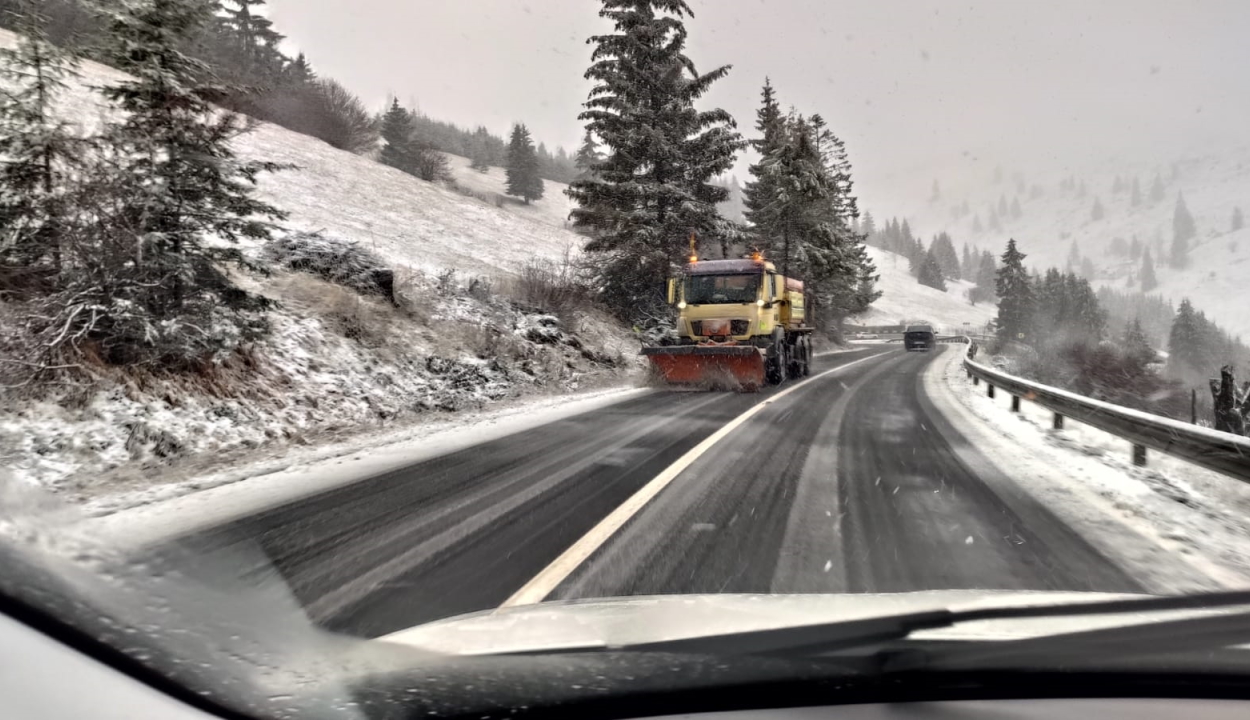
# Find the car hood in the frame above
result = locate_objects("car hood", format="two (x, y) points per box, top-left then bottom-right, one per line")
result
(380, 590), (1161, 656)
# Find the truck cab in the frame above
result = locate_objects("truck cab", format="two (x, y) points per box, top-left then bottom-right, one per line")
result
(667, 257), (803, 346)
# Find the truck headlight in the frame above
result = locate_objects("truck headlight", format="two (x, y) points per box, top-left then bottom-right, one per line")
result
(677, 301), (687, 309)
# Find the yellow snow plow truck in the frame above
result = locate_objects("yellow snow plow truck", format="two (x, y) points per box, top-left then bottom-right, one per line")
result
(643, 252), (814, 390)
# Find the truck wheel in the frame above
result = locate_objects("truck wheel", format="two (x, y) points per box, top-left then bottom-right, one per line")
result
(802, 337), (812, 376)
(765, 353), (783, 385)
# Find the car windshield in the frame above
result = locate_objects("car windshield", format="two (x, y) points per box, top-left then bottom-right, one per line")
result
(685, 273), (761, 304)
(2, 0), (1250, 717)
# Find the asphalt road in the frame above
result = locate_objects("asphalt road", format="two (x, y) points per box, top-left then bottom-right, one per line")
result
(178, 345), (1141, 639)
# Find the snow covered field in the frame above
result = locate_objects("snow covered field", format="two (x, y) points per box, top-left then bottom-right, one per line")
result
(931, 345), (1250, 591)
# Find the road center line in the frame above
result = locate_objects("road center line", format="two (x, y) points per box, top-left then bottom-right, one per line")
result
(498, 351), (887, 609)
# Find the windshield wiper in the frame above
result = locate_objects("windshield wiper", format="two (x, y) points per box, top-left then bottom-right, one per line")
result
(505, 590), (1250, 658)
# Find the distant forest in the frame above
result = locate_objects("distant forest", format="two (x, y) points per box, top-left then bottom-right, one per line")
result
(0, 0), (580, 183)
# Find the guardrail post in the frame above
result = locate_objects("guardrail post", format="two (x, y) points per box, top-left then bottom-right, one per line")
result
(972, 376), (979, 386)
(1010, 396), (1021, 412)
(987, 383), (995, 399)
(1053, 413), (1064, 430)
(1132, 444), (1147, 467)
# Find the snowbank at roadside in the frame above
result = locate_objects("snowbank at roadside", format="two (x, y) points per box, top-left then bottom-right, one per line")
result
(928, 345), (1250, 591)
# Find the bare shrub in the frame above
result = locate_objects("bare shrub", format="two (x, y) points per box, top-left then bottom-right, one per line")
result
(260, 79), (377, 154)
(501, 252), (591, 331)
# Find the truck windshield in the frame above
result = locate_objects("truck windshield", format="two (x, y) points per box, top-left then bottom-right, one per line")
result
(685, 274), (761, 305)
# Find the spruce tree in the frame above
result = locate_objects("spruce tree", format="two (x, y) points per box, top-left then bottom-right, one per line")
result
(930, 232), (960, 279)
(971, 214), (983, 233)
(468, 127), (493, 172)
(568, 0), (744, 318)
(930, 179), (940, 202)
(0, 0), (85, 276)
(215, 1), (286, 83)
(572, 128), (602, 180)
(1140, 249), (1158, 292)
(1010, 196), (1022, 219)
(506, 123), (544, 204)
(72, 0), (287, 365)
(1129, 236), (1143, 261)
(1091, 196), (1105, 221)
(379, 98), (416, 173)
(1124, 318), (1154, 365)
(970, 250), (997, 305)
(1170, 193), (1195, 269)
(995, 239), (1032, 345)
(743, 78), (785, 242)
(918, 245), (947, 291)
(960, 243), (973, 280)
(1233, 206), (1244, 232)
(1130, 178), (1142, 207)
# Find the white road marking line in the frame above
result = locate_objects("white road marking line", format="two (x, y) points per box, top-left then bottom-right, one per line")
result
(498, 352), (884, 609)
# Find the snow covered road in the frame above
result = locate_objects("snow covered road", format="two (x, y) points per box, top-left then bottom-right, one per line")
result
(131, 345), (1197, 639)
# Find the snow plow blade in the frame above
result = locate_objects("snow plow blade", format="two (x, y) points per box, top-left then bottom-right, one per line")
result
(642, 345), (765, 390)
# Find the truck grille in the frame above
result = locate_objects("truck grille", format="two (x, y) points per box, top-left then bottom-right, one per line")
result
(691, 319), (751, 337)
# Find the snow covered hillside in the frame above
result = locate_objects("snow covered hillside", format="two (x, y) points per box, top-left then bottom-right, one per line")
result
(879, 143), (1250, 339)
(850, 247), (997, 333)
(0, 29), (636, 498)
(0, 28), (585, 278)
(441, 153), (579, 232)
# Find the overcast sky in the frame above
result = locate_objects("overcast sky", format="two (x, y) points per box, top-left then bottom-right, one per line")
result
(267, 0), (1250, 207)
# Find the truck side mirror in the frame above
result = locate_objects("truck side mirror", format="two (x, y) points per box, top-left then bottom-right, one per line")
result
(667, 278), (677, 305)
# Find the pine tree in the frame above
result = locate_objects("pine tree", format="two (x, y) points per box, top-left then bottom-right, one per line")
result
(1140, 249), (1158, 292)
(573, 128), (602, 180)
(1168, 299), (1205, 380)
(971, 214), (983, 233)
(506, 123), (544, 204)
(567, 0), (743, 318)
(969, 250), (997, 305)
(285, 52), (314, 84)
(860, 211), (877, 239)
(743, 78), (785, 239)
(1091, 196), (1105, 221)
(1124, 317), (1154, 365)
(1130, 177), (1142, 207)
(0, 0), (85, 276)
(1010, 196), (1022, 219)
(1112, 175), (1124, 193)
(1171, 192), (1195, 269)
(995, 239), (1032, 345)
(1129, 235), (1142, 260)
(930, 179), (940, 202)
(918, 245), (947, 291)
(960, 243), (973, 280)
(930, 232), (960, 279)
(468, 126), (493, 172)
(65, 0), (288, 365)
(215, 1), (287, 83)
(1233, 206), (1244, 232)
(379, 98), (417, 173)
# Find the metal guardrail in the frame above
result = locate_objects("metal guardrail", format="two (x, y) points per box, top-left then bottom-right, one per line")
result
(960, 339), (1250, 482)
